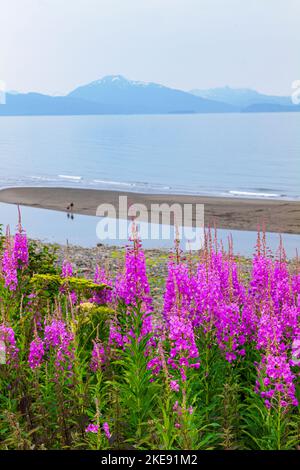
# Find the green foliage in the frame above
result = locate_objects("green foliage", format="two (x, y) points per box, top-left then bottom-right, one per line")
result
(109, 304), (160, 448)
(30, 273), (62, 297)
(64, 277), (109, 295)
(30, 274), (109, 302)
(27, 241), (59, 275)
(241, 389), (299, 450)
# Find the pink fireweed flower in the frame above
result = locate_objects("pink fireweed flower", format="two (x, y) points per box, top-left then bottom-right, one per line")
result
(163, 261), (194, 323)
(85, 423), (99, 433)
(68, 290), (77, 305)
(279, 305), (299, 342)
(61, 260), (73, 278)
(253, 274), (299, 407)
(291, 336), (300, 366)
(191, 249), (246, 330)
(103, 422), (111, 440)
(168, 312), (200, 373)
(191, 263), (223, 329)
(14, 231), (29, 268)
(90, 340), (106, 372)
(44, 319), (74, 372)
(114, 238), (154, 346)
(214, 303), (247, 362)
(147, 356), (162, 376)
(270, 260), (292, 315)
(2, 233), (18, 291)
(173, 400), (179, 411)
(60, 260), (78, 305)
(256, 352), (298, 408)
(108, 320), (124, 349)
(28, 337), (44, 369)
(249, 254), (273, 307)
(170, 380), (180, 392)
(256, 308), (284, 354)
(115, 238), (152, 311)
(292, 272), (300, 298)
(0, 324), (19, 365)
(150, 256), (200, 381)
(146, 309), (201, 385)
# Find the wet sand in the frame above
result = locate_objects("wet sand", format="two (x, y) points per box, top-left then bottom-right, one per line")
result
(0, 186), (299, 234)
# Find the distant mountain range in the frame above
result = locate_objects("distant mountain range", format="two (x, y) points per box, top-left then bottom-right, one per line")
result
(190, 86), (292, 106)
(0, 75), (299, 116)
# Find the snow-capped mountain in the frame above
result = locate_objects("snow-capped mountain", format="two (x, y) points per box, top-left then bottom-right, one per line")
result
(68, 75), (234, 113)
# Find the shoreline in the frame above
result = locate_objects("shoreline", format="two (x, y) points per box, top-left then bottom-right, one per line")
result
(0, 186), (300, 234)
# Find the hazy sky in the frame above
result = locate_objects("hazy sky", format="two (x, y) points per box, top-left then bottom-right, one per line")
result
(0, 0), (299, 95)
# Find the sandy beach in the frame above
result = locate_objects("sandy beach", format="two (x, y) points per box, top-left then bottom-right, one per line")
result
(0, 186), (300, 234)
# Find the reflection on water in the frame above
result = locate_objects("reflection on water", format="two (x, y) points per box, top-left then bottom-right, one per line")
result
(0, 202), (299, 258)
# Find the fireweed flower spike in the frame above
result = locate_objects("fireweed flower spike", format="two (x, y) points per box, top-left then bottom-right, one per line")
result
(14, 218), (29, 268)
(102, 422), (111, 440)
(115, 237), (152, 311)
(167, 309), (200, 374)
(2, 227), (18, 291)
(44, 319), (75, 372)
(0, 324), (19, 365)
(90, 340), (107, 372)
(113, 237), (154, 347)
(61, 259), (73, 278)
(60, 259), (78, 304)
(28, 336), (44, 369)
(255, 352), (298, 408)
(214, 303), (247, 362)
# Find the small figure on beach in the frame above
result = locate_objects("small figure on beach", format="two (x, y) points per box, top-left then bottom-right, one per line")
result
(66, 202), (74, 220)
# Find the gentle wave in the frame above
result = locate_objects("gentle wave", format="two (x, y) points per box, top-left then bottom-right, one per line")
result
(30, 176), (63, 182)
(93, 179), (134, 187)
(93, 179), (172, 191)
(229, 190), (282, 198)
(58, 175), (82, 181)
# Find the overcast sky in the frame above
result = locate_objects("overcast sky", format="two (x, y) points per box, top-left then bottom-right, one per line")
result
(0, 0), (299, 95)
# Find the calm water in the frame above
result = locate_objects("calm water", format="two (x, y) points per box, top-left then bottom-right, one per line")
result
(0, 113), (299, 199)
(1, 203), (299, 259)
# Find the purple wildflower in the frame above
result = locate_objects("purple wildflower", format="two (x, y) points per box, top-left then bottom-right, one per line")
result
(0, 324), (19, 365)
(170, 380), (180, 392)
(28, 337), (44, 369)
(85, 423), (99, 433)
(14, 231), (29, 268)
(2, 233), (18, 291)
(102, 422), (111, 440)
(90, 340), (106, 372)
(44, 319), (74, 372)
(61, 260), (73, 278)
